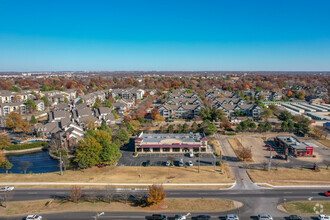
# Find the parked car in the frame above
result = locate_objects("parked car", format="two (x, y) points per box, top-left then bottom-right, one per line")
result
(179, 158), (184, 167)
(267, 146), (274, 151)
(149, 214), (167, 220)
(26, 215), (42, 220)
(288, 215), (302, 220)
(258, 214), (273, 220)
(274, 155), (283, 159)
(166, 160), (171, 167)
(0, 186), (14, 192)
(189, 152), (194, 158)
(174, 214), (190, 220)
(226, 214), (239, 220)
(143, 160), (150, 167)
(192, 215), (211, 220)
(324, 190), (330, 196)
(188, 161), (193, 166)
(318, 215), (330, 220)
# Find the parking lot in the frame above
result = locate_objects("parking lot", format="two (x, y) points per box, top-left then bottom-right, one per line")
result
(118, 152), (218, 167)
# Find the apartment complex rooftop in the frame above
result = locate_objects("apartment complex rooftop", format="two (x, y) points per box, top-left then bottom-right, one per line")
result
(138, 133), (205, 143)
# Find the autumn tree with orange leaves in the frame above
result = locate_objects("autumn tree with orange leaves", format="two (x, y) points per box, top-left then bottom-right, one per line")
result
(147, 185), (166, 205)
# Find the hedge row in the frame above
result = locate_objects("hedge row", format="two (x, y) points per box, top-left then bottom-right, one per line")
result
(6, 142), (49, 151)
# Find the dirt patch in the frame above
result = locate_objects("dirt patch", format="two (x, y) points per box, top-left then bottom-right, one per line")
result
(0, 198), (238, 217)
(228, 138), (254, 162)
(247, 168), (330, 185)
(316, 139), (330, 148)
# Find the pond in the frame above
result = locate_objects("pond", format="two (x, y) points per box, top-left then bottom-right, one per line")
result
(0, 151), (59, 174)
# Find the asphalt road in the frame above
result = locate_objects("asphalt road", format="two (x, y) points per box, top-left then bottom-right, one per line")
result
(1, 187), (329, 220)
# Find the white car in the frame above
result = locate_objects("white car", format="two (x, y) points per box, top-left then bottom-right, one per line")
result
(226, 214), (239, 220)
(318, 215), (330, 220)
(26, 215), (42, 220)
(258, 214), (273, 220)
(0, 186), (14, 192)
(188, 161), (193, 166)
(189, 152), (194, 158)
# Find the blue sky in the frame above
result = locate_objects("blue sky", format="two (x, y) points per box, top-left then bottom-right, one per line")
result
(0, 0), (330, 71)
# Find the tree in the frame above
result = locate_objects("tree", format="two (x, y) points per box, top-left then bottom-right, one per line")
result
(168, 125), (174, 133)
(30, 115), (37, 125)
(220, 121), (231, 130)
(237, 147), (252, 161)
(182, 123), (189, 133)
(264, 121), (272, 131)
(41, 96), (50, 106)
(281, 121), (289, 131)
(70, 186), (83, 203)
(99, 141), (121, 165)
(278, 111), (293, 121)
(312, 127), (326, 139)
(74, 136), (103, 169)
(262, 108), (273, 120)
(190, 122), (199, 132)
(154, 115), (165, 121)
(26, 99), (37, 113)
(150, 108), (160, 120)
(9, 86), (21, 92)
(201, 120), (217, 135)
(117, 129), (130, 145)
(147, 185), (166, 206)
(1, 160), (13, 174)
(6, 112), (31, 133)
(104, 99), (113, 109)
(0, 135), (11, 150)
(257, 123), (265, 132)
(20, 161), (32, 174)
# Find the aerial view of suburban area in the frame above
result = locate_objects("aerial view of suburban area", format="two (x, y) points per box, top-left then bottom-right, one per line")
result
(0, 1), (329, 220)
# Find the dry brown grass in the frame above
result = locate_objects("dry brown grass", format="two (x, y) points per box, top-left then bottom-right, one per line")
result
(0, 165), (234, 186)
(316, 139), (330, 148)
(248, 168), (330, 185)
(208, 139), (221, 156)
(0, 198), (237, 217)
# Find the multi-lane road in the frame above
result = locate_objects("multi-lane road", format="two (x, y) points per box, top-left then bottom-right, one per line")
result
(1, 187), (329, 220)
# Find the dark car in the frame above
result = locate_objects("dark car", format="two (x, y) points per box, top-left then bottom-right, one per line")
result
(143, 160), (151, 167)
(148, 214), (167, 220)
(274, 155), (283, 159)
(192, 215), (211, 220)
(289, 215), (302, 220)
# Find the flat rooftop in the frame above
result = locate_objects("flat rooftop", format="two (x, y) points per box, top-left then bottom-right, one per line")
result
(276, 136), (311, 150)
(139, 133), (204, 143)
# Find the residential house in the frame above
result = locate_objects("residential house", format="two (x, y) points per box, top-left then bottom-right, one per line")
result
(158, 104), (202, 119)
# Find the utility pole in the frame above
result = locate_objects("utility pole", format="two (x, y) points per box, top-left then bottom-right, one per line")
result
(59, 151), (63, 176)
(198, 149), (200, 174)
(268, 147), (272, 171)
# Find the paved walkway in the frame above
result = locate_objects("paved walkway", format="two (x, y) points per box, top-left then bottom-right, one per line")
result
(215, 134), (260, 190)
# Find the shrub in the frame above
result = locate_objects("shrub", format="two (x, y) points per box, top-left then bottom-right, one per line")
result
(225, 132), (236, 136)
(6, 142), (49, 151)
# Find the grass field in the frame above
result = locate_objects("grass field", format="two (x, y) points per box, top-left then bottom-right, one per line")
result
(248, 168), (330, 185)
(0, 165), (234, 188)
(0, 198), (237, 217)
(316, 139), (330, 148)
(282, 201), (330, 215)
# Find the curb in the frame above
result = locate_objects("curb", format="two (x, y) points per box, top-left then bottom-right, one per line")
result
(255, 183), (330, 188)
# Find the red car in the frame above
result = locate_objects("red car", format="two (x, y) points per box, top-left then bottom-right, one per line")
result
(274, 155), (283, 159)
(325, 191), (330, 196)
(267, 146), (275, 151)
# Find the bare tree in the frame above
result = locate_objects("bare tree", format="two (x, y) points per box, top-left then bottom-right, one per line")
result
(20, 161), (32, 174)
(323, 160), (330, 170)
(261, 161), (268, 171)
(273, 161), (280, 170)
(104, 186), (116, 204)
(120, 189), (131, 204)
(133, 190), (148, 206)
(70, 186), (83, 203)
(0, 191), (13, 208)
(87, 189), (98, 203)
